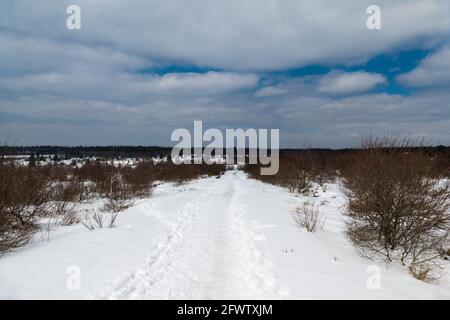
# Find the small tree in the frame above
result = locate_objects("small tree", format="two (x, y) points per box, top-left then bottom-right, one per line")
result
(101, 173), (133, 213)
(342, 137), (449, 280)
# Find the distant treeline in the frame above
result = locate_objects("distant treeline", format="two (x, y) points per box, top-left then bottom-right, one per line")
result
(1, 145), (449, 160)
(0, 146), (172, 159)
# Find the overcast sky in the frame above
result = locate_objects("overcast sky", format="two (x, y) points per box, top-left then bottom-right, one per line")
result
(1, 0), (449, 147)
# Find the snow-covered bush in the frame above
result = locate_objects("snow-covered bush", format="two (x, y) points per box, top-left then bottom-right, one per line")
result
(342, 137), (450, 281)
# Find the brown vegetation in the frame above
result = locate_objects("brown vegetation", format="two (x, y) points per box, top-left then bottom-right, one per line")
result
(0, 158), (53, 254)
(341, 137), (449, 281)
(0, 155), (225, 255)
(244, 139), (449, 281)
(244, 150), (342, 193)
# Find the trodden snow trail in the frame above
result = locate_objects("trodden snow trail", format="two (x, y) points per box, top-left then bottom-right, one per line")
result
(97, 170), (285, 299)
(2, 170), (448, 299)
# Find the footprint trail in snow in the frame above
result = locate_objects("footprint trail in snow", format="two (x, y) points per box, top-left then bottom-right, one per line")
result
(97, 171), (284, 299)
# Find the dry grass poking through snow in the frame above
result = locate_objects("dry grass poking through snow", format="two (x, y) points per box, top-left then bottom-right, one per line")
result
(294, 202), (325, 233)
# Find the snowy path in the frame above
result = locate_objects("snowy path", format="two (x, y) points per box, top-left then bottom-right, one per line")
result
(98, 172), (283, 299)
(0, 170), (448, 299)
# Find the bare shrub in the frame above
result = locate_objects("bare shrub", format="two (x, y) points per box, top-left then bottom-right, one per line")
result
(82, 210), (100, 231)
(74, 161), (117, 196)
(244, 150), (338, 193)
(53, 202), (79, 226)
(101, 197), (133, 214)
(81, 209), (120, 231)
(108, 212), (120, 228)
(0, 160), (54, 255)
(408, 261), (444, 283)
(121, 161), (154, 198)
(0, 213), (37, 254)
(101, 173), (134, 213)
(431, 148), (450, 178)
(342, 137), (450, 280)
(153, 162), (226, 185)
(0, 154), (226, 249)
(294, 201), (324, 233)
(279, 170), (312, 194)
(295, 170), (313, 194)
(53, 179), (87, 202)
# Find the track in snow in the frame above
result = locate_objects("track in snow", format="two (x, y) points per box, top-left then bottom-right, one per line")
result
(97, 171), (283, 299)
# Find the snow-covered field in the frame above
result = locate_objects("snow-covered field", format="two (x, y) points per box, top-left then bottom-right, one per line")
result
(0, 170), (448, 299)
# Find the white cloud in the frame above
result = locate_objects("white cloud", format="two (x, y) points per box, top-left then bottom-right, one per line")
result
(272, 90), (450, 146)
(0, 32), (147, 76)
(1, 0), (450, 146)
(255, 86), (288, 97)
(3, 78), (450, 147)
(4, 0), (450, 71)
(0, 70), (258, 102)
(151, 72), (259, 94)
(397, 46), (450, 87)
(317, 71), (387, 95)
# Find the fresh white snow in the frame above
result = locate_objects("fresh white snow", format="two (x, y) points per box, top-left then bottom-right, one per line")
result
(0, 170), (449, 299)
